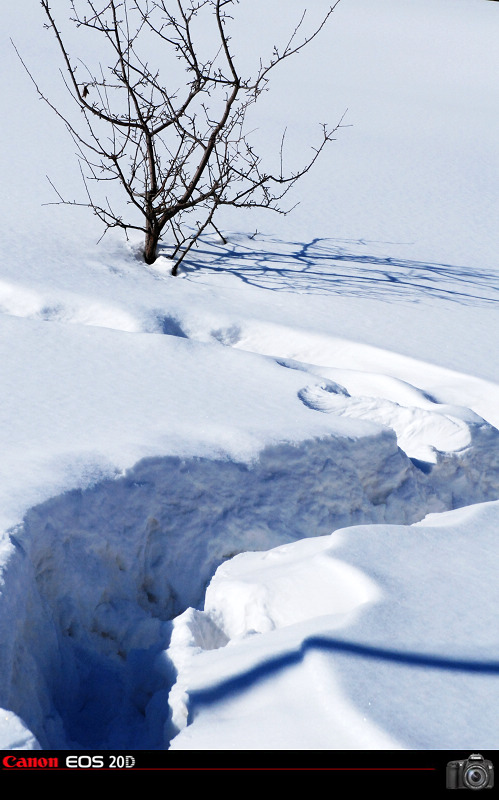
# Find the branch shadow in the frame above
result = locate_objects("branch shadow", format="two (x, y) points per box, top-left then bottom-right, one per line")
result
(186, 634), (499, 717)
(175, 235), (499, 306)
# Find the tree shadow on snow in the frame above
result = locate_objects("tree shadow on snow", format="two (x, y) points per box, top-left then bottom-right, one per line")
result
(173, 235), (499, 306)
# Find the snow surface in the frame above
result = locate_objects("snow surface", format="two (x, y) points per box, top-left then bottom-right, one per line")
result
(0, 0), (499, 750)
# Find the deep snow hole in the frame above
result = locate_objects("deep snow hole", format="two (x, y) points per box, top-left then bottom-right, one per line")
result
(2, 427), (499, 749)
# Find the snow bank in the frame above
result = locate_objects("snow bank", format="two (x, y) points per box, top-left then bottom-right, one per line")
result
(169, 500), (499, 750)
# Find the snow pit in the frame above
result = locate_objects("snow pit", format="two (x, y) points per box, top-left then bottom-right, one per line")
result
(1, 418), (499, 749)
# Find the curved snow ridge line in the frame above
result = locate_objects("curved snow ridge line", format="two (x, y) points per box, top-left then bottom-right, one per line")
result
(185, 636), (499, 715)
(297, 379), (499, 467)
(207, 318), (499, 430)
(203, 542), (379, 638)
(0, 279), (191, 338)
(0, 279), (141, 333)
(205, 318), (499, 479)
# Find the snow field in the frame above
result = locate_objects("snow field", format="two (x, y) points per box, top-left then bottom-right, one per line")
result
(0, 0), (499, 751)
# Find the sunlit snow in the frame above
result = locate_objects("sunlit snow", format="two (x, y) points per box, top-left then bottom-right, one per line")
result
(1, 0), (499, 751)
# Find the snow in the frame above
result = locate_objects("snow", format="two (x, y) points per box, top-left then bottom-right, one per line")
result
(171, 501), (499, 751)
(0, 0), (499, 751)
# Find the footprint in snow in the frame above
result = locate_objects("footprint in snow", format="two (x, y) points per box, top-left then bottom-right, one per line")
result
(298, 380), (350, 411)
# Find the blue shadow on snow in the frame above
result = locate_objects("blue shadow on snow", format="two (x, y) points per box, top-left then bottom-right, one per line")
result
(187, 634), (499, 718)
(165, 235), (499, 306)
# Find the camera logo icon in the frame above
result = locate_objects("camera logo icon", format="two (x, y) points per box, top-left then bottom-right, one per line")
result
(446, 754), (494, 790)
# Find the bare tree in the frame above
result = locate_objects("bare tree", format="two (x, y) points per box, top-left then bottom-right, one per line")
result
(18, 0), (342, 273)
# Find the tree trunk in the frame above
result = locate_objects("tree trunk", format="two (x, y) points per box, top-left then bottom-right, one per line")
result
(143, 226), (160, 265)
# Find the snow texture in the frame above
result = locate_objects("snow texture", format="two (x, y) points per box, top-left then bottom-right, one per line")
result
(0, 0), (499, 750)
